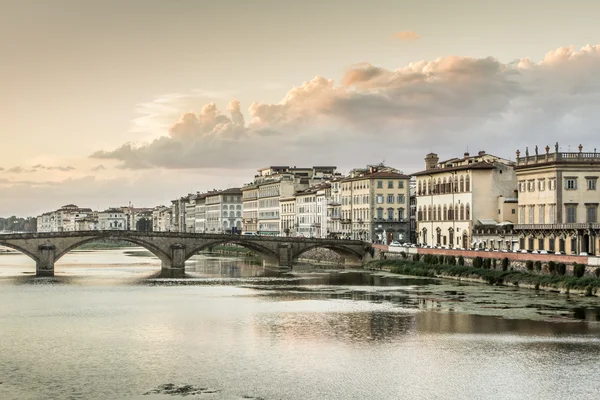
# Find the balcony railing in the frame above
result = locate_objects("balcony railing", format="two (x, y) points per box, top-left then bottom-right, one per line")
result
(513, 223), (597, 230)
(516, 150), (600, 166)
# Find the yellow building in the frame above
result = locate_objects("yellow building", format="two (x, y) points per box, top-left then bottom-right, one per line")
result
(413, 151), (517, 249)
(341, 165), (411, 243)
(513, 143), (600, 255)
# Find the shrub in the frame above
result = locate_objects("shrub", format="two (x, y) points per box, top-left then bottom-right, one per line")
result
(492, 259), (497, 269)
(412, 253), (421, 262)
(446, 255), (456, 265)
(526, 260), (534, 271)
(502, 257), (509, 271)
(432, 255), (439, 265)
(557, 263), (567, 276)
(548, 261), (557, 275)
(473, 256), (483, 268)
(573, 263), (586, 278)
(585, 285), (593, 297)
(458, 256), (465, 266)
(483, 258), (492, 269)
(400, 251), (407, 259)
(534, 261), (542, 272)
(595, 268), (600, 278)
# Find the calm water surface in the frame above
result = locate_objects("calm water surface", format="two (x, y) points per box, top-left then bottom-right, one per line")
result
(1, 248), (599, 400)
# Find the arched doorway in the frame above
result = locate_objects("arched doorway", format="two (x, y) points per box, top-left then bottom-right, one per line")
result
(583, 234), (590, 254)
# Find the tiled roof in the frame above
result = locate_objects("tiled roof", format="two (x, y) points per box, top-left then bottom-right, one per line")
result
(342, 171), (411, 182)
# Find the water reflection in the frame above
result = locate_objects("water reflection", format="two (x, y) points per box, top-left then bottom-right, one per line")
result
(1, 249), (600, 400)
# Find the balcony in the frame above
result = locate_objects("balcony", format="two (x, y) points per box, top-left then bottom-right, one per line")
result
(513, 223), (598, 230)
(516, 150), (600, 167)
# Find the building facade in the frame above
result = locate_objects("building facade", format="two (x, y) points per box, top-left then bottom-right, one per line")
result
(97, 208), (127, 230)
(341, 165), (411, 243)
(413, 151), (517, 249)
(205, 188), (243, 233)
(152, 206), (172, 232)
(513, 143), (600, 255)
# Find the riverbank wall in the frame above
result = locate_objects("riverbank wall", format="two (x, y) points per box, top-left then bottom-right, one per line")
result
(373, 244), (600, 278)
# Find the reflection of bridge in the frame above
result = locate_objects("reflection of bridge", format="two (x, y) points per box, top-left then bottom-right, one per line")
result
(0, 231), (372, 277)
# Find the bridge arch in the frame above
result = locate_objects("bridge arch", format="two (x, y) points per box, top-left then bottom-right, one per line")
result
(0, 240), (40, 264)
(291, 243), (364, 264)
(184, 239), (279, 264)
(53, 235), (172, 266)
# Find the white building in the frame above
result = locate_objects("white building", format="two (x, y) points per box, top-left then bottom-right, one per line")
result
(413, 151), (517, 249)
(36, 204), (94, 232)
(97, 208), (127, 230)
(152, 206), (172, 232)
(205, 188), (243, 233)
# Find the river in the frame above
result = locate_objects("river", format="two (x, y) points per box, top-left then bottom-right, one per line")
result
(1, 248), (599, 400)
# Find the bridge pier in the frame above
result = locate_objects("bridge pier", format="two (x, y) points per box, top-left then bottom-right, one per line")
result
(36, 244), (56, 277)
(160, 243), (186, 278)
(278, 244), (293, 268)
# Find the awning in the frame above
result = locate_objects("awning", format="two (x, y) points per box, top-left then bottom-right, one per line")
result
(477, 219), (498, 225)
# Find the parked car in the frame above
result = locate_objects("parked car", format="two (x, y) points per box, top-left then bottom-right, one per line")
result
(242, 232), (259, 236)
(389, 241), (401, 247)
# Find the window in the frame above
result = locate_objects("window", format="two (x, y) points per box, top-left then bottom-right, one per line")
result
(528, 205), (535, 224)
(387, 181), (394, 189)
(549, 178), (556, 190)
(376, 194), (384, 204)
(538, 205), (545, 224)
(549, 204), (555, 224)
(566, 205), (577, 223)
(538, 179), (545, 191)
(527, 180), (535, 192)
(465, 204), (470, 220)
(398, 208), (405, 220)
(587, 205), (598, 223)
(460, 176), (465, 192)
(465, 176), (470, 192)
(387, 194), (394, 203)
(387, 208), (394, 220)
(397, 194), (405, 204)
(518, 181), (525, 193)
(377, 181), (383, 188)
(511, 209), (516, 214)
(587, 178), (597, 190)
(538, 238), (544, 250)
(565, 178), (577, 190)
(377, 208), (383, 219)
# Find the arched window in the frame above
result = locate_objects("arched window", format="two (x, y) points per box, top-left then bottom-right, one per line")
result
(436, 179), (441, 194)
(465, 175), (471, 192)
(428, 206), (432, 220)
(438, 205), (442, 221)
(418, 206), (423, 221)
(466, 204), (471, 220)
(428, 179), (432, 194)
(454, 176), (459, 193)
(460, 204), (465, 220)
(460, 176), (464, 192)
(442, 178), (447, 194)
(454, 205), (459, 221)
(433, 206), (437, 221)
(443, 205), (447, 220)
(418, 181), (422, 195)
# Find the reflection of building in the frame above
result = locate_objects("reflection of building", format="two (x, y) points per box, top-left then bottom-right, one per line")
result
(341, 164), (411, 243)
(413, 151), (517, 249)
(513, 143), (600, 255)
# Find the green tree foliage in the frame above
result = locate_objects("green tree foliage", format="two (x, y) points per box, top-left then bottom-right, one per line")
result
(0, 216), (37, 232)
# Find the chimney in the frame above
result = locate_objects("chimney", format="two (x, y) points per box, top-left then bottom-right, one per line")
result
(464, 152), (470, 157)
(425, 153), (439, 170)
(478, 150), (485, 156)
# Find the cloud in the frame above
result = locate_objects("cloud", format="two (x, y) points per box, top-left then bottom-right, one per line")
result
(91, 164), (106, 171)
(392, 31), (420, 41)
(92, 44), (600, 173)
(6, 165), (75, 173)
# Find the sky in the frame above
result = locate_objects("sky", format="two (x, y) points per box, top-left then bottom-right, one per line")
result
(2, 0), (600, 216)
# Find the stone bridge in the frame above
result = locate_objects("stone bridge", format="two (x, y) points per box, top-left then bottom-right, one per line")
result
(0, 231), (372, 277)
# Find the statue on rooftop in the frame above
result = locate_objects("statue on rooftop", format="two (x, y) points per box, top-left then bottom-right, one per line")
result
(555, 142), (559, 152)
(535, 145), (538, 156)
(525, 147), (529, 157)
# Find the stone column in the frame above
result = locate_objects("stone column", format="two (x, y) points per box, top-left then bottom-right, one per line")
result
(161, 243), (186, 278)
(36, 244), (56, 277)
